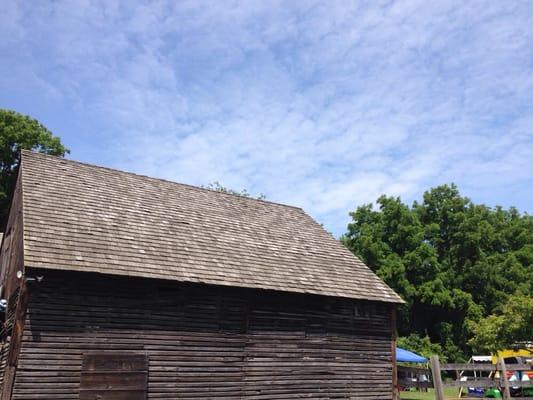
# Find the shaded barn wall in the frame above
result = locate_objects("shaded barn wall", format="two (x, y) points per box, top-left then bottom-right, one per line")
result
(0, 170), (28, 399)
(13, 269), (394, 399)
(0, 169), (24, 298)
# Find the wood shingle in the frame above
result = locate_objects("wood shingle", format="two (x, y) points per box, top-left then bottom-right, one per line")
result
(20, 150), (402, 303)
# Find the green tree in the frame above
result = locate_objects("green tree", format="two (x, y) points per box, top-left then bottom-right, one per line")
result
(398, 334), (446, 361)
(0, 109), (69, 227)
(342, 184), (532, 361)
(468, 294), (533, 353)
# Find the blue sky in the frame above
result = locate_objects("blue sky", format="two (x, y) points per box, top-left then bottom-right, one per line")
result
(1, 1), (532, 236)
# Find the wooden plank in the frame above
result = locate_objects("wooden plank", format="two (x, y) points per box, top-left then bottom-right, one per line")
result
(501, 364), (533, 371)
(430, 355), (445, 400)
(440, 363), (531, 371)
(82, 354), (148, 372)
(0, 368), (15, 400)
(80, 371), (148, 390)
(391, 305), (398, 400)
(79, 390), (147, 400)
(79, 353), (148, 399)
(499, 357), (511, 400)
(8, 283), (29, 367)
(443, 379), (533, 389)
(440, 363), (496, 371)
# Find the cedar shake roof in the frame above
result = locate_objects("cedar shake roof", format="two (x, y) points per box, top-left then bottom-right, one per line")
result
(20, 150), (403, 303)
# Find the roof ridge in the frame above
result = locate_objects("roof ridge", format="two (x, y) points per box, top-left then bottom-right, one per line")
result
(20, 150), (304, 211)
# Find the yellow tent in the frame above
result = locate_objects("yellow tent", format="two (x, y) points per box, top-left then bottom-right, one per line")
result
(492, 348), (533, 364)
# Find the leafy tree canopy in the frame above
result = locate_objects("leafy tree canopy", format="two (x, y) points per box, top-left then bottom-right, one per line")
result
(342, 184), (532, 361)
(398, 334), (447, 362)
(203, 181), (266, 200)
(468, 293), (533, 353)
(0, 109), (69, 227)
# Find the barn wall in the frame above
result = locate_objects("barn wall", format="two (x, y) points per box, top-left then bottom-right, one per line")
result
(0, 169), (24, 298)
(12, 269), (393, 399)
(0, 170), (28, 399)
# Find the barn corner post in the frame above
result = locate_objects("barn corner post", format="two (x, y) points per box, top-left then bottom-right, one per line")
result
(0, 166), (27, 400)
(391, 304), (399, 400)
(0, 280), (28, 400)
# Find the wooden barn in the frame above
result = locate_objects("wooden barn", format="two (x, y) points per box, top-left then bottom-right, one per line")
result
(0, 151), (403, 399)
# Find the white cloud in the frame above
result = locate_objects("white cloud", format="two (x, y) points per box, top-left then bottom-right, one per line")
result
(1, 0), (532, 236)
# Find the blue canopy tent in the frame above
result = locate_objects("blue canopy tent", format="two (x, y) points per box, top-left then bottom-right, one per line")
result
(396, 347), (427, 363)
(396, 348), (429, 393)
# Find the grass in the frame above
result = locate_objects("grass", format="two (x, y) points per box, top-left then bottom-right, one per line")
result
(400, 387), (460, 400)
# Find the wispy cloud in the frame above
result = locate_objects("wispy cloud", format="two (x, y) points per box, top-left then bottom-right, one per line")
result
(1, 0), (532, 235)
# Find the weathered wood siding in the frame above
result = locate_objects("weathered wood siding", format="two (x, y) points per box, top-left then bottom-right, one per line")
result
(12, 269), (393, 399)
(0, 169), (24, 298)
(0, 170), (27, 399)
